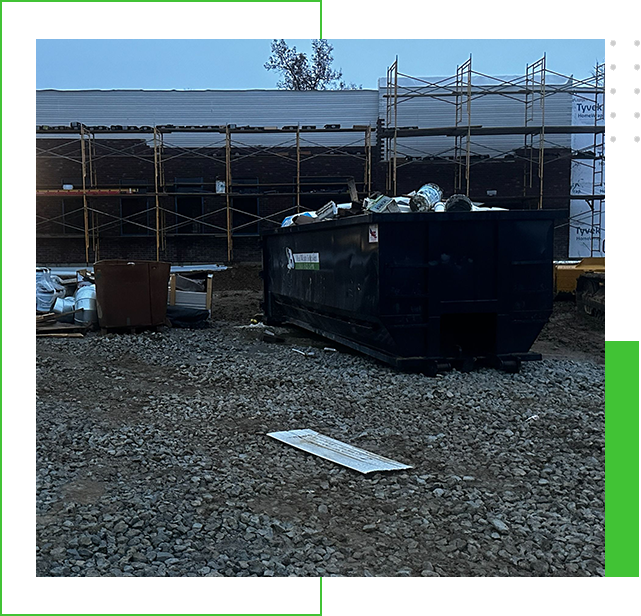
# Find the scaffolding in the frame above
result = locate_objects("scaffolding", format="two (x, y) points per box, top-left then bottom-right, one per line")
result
(383, 56), (605, 222)
(36, 125), (373, 263)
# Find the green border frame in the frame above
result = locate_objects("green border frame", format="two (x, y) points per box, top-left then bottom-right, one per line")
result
(20, 0), (641, 616)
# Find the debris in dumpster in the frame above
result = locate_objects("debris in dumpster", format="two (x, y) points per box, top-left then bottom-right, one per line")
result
(267, 429), (412, 474)
(444, 194), (473, 212)
(281, 211), (317, 227)
(280, 180), (511, 228)
(315, 200), (338, 221)
(364, 194), (398, 213)
(409, 183), (442, 212)
(346, 178), (359, 203)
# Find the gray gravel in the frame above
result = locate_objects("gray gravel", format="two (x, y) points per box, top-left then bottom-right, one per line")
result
(36, 321), (604, 577)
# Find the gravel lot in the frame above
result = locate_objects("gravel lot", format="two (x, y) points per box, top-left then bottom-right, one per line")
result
(36, 268), (604, 577)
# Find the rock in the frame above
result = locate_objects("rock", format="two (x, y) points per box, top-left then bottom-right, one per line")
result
(490, 519), (509, 533)
(35, 314), (604, 579)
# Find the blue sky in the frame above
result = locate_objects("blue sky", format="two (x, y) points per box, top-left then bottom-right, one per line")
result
(36, 39), (604, 90)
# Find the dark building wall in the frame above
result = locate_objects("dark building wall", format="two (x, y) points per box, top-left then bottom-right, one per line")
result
(36, 138), (571, 263)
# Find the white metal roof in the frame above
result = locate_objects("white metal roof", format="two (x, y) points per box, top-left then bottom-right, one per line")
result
(36, 83), (579, 155)
(36, 89), (379, 147)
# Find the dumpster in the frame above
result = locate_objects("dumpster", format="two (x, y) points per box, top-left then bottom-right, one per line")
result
(262, 211), (560, 374)
(94, 260), (170, 329)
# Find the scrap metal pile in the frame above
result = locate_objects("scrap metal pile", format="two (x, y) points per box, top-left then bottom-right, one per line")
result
(281, 183), (506, 227)
(36, 267), (97, 338)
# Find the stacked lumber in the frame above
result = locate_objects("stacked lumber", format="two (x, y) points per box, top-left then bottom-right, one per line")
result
(36, 311), (88, 338)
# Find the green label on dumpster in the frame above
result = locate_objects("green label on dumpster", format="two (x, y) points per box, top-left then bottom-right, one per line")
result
(293, 252), (320, 270)
(285, 248), (320, 271)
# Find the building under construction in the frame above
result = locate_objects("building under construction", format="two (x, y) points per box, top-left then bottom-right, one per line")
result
(36, 57), (604, 265)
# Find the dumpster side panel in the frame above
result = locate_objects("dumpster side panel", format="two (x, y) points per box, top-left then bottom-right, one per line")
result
(497, 219), (555, 354)
(263, 212), (557, 370)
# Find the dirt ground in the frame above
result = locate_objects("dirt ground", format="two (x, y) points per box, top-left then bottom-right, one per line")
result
(531, 300), (604, 364)
(36, 265), (605, 578)
(213, 264), (605, 363)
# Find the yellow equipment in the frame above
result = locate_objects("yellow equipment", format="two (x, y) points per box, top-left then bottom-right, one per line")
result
(554, 258), (605, 294)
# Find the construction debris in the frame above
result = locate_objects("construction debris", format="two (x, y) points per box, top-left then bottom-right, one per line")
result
(292, 348), (315, 357)
(280, 182), (505, 227)
(409, 183), (442, 212)
(263, 329), (285, 343)
(165, 306), (211, 329)
(36, 268), (65, 313)
(267, 429), (412, 474)
(36, 316), (89, 337)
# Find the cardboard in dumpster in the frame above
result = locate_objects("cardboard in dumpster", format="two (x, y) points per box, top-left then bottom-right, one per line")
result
(267, 429), (412, 474)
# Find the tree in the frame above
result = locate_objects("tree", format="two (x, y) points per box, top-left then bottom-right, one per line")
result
(264, 39), (360, 91)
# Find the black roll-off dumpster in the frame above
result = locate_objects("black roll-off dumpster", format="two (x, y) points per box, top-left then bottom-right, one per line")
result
(262, 211), (561, 374)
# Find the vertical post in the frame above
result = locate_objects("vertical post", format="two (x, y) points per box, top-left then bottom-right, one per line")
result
(80, 124), (90, 264)
(591, 62), (605, 255)
(169, 274), (176, 306)
(86, 129), (99, 256)
(385, 63), (392, 193)
(92, 211), (99, 261)
(392, 56), (398, 196)
(364, 126), (372, 195)
(296, 127), (301, 213)
(465, 55), (472, 197)
(538, 55), (546, 210)
(160, 132), (166, 251)
(225, 125), (233, 263)
(523, 62), (531, 198)
(153, 127), (161, 261)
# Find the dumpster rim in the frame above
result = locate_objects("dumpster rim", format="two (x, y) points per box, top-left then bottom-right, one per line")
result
(261, 209), (567, 236)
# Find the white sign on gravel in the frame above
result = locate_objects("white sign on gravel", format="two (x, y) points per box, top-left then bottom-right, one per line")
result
(267, 429), (412, 474)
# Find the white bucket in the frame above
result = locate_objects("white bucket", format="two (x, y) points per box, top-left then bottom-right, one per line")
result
(74, 284), (98, 325)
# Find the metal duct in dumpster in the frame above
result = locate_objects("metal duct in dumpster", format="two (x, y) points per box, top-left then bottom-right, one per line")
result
(261, 211), (560, 374)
